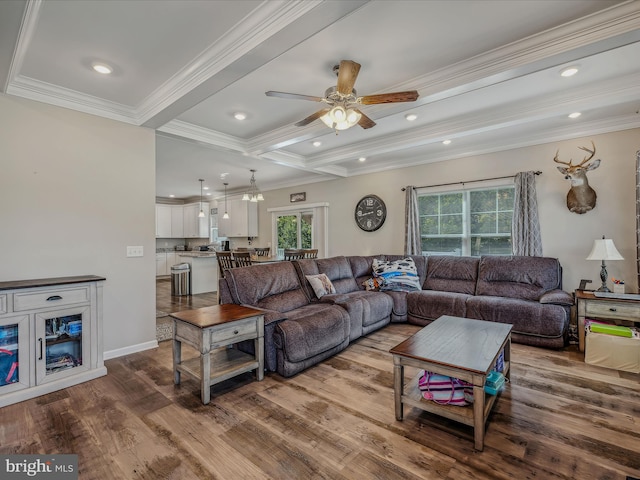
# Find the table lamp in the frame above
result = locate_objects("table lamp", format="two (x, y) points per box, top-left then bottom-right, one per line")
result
(585, 236), (624, 292)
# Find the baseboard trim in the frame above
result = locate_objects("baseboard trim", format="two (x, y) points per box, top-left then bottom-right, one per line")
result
(104, 340), (158, 360)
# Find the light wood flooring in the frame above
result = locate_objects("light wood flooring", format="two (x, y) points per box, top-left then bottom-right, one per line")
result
(1, 283), (639, 479)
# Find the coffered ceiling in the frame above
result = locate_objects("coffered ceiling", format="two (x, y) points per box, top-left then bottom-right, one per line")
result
(2, 0), (639, 199)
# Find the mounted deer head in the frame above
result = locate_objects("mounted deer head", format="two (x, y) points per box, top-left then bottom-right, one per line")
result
(554, 141), (601, 214)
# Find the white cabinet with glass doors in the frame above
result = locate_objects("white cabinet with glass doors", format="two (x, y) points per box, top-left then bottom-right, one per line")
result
(0, 276), (106, 408)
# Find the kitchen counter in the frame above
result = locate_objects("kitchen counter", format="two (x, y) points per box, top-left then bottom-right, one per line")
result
(177, 253), (217, 294)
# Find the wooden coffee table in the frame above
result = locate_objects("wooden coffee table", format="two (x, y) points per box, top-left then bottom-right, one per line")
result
(390, 315), (511, 450)
(171, 304), (264, 404)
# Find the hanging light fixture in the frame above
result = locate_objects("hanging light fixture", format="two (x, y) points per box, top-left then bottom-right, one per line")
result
(222, 182), (229, 219)
(198, 179), (205, 217)
(242, 169), (264, 202)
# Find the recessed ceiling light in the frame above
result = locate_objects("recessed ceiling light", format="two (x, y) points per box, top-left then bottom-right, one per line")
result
(560, 66), (579, 77)
(312, 141), (322, 147)
(568, 112), (582, 119)
(92, 63), (112, 75)
(203, 186), (209, 190)
(359, 157), (366, 162)
(169, 194), (175, 198)
(234, 112), (247, 121)
(442, 139), (452, 145)
(220, 173), (229, 179)
(206, 192), (212, 196)
(405, 113), (417, 121)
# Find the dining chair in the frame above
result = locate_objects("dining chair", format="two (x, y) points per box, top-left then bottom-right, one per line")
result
(255, 247), (270, 257)
(302, 249), (318, 259)
(284, 249), (305, 261)
(233, 251), (253, 267)
(216, 251), (235, 277)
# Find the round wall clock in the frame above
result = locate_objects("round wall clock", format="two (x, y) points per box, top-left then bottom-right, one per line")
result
(355, 194), (387, 232)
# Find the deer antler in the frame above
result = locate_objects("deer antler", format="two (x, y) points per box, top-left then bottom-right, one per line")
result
(553, 150), (572, 166)
(576, 140), (596, 166)
(554, 140), (597, 167)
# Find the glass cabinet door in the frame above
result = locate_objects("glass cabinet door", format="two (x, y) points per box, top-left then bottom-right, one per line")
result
(0, 315), (29, 394)
(36, 307), (90, 384)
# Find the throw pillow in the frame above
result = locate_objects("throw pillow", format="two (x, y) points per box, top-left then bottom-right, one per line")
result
(372, 257), (422, 292)
(306, 273), (336, 298)
(362, 276), (386, 291)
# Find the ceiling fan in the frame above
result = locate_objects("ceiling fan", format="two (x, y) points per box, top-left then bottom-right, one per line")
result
(265, 60), (419, 131)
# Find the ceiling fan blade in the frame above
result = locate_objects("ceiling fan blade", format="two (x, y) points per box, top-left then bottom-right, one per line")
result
(265, 91), (324, 102)
(355, 109), (376, 129)
(358, 90), (419, 105)
(294, 108), (331, 127)
(336, 60), (361, 96)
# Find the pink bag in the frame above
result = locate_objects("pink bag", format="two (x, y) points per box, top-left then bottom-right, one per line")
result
(418, 370), (473, 406)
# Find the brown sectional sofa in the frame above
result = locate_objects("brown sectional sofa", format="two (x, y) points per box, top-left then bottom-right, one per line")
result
(219, 254), (573, 377)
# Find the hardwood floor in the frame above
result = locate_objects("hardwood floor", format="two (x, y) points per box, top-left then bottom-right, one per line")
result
(1, 317), (638, 479)
(156, 277), (218, 315)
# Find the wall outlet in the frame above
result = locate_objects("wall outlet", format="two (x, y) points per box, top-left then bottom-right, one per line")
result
(126, 246), (144, 257)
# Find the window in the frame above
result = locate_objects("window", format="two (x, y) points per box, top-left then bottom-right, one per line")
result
(268, 203), (329, 258)
(276, 212), (313, 250)
(418, 186), (514, 256)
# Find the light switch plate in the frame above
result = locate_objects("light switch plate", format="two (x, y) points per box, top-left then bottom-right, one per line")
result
(126, 246), (144, 257)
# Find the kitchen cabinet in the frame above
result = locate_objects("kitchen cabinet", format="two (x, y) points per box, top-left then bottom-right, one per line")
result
(156, 252), (180, 277)
(0, 276), (106, 407)
(171, 206), (184, 238)
(218, 199), (258, 237)
(156, 204), (172, 238)
(184, 202), (210, 238)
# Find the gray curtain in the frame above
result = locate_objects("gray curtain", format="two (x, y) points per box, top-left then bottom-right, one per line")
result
(512, 171), (543, 256)
(636, 151), (640, 287)
(404, 186), (421, 255)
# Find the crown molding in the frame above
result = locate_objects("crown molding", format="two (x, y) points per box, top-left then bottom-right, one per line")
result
(6, 75), (139, 124)
(158, 120), (246, 153)
(303, 73), (640, 168)
(136, 1), (322, 124)
(245, 2), (640, 156)
(6, 0), (42, 90)
(345, 113), (640, 178)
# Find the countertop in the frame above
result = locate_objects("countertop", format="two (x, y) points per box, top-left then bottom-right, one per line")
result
(176, 252), (217, 257)
(0, 275), (106, 291)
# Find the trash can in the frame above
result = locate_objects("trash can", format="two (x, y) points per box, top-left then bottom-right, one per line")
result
(171, 263), (190, 296)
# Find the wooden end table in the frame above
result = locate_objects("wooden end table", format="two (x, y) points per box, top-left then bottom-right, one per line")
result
(575, 290), (640, 352)
(390, 316), (511, 451)
(170, 304), (264, 404)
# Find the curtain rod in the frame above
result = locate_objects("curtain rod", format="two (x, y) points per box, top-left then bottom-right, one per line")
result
(401, 171), (542, 191)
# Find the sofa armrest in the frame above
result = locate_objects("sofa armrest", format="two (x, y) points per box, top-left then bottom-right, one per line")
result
(240, 305), (287, 326)
(539, 289), (574, 306)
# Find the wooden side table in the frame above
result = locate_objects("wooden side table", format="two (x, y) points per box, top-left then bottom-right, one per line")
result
(170, 304), (264, 404)
(576, 290), (640, 352)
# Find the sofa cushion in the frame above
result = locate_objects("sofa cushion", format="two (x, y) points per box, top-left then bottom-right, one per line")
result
(316, 256), (360, 294)
(225, 262), (308, 312)
(407, 290), (470, 322)
(348, 255), (385, 288)
(423, 255), (479, 294)
(465, 295), (569, 340)
(305, 273), (336, 298)
(372, 257), (422, 292)
(475, 256), (561, 301)
(274, 303), (350, 363)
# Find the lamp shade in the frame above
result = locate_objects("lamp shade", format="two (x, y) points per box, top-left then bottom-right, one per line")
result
(586, 238), (624, 261)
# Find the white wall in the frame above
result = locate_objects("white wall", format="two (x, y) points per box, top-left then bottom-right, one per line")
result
(0, 94), (156, 357)
(258, 128), (640, 293)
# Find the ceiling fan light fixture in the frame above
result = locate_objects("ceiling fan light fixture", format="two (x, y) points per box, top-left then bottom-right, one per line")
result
(320, 105), (361, 131)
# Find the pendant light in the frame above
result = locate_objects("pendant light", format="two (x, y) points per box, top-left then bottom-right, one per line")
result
(222, 182), (230, 219)
(242, 169), (264, 202)
(198, 179), (205, 217)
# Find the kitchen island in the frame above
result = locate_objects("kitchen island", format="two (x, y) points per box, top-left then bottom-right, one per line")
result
(177, 252), (218, 294)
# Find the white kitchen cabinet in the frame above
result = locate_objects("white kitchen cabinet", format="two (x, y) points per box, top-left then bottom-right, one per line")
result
(0, 276), (106, 407)
(156, 253), (168, 276)
(184, 202), (209, 238)
(218, 199), (258, 237)
(155, 204), (172, 238)
(171, 206), (184, 238)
